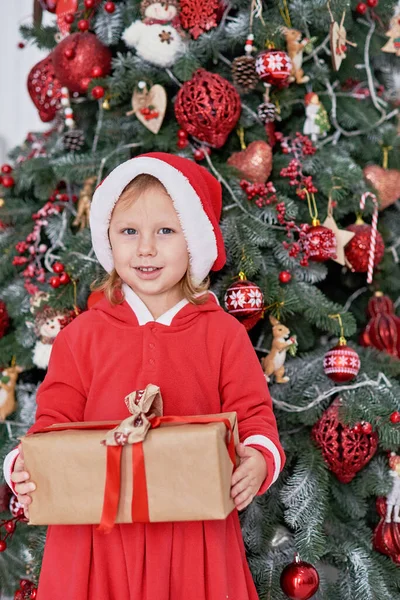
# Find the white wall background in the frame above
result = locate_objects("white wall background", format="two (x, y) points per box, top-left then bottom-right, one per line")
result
(0, 1), (54, 164)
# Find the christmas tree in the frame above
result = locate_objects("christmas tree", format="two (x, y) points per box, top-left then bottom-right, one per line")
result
(1, 0), (400, 597)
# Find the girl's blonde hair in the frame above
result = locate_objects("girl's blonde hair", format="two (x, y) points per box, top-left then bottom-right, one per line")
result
(91, 174), (210, 306)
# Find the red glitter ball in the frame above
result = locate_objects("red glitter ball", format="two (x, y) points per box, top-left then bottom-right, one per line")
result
(303, 224), (337, 262)
(345, 223), (384, 273)
(174, 69), (241, 148)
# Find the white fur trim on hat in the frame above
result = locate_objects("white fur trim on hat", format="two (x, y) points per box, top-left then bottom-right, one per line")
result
(90, 157), (218, 285)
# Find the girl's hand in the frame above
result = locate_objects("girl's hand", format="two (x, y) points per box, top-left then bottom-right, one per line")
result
(10, 447), (35, 519)
(231, 443), (267, 511)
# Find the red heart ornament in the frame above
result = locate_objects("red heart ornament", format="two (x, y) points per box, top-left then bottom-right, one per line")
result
(312, 399), (378, 483)
(227, 140), (273, 183)
(363, 165), (400, 210)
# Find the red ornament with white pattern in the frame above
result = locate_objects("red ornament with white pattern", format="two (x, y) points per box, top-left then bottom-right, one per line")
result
(27, 56), (63, 122)
(255, 49), (292, 88)
(224, 272), (264, 331)
(303, 220), (337, 262)
(323, 338), (360, 383)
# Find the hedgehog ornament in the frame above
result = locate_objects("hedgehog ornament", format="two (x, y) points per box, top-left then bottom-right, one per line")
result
(122, 0), (186, 67)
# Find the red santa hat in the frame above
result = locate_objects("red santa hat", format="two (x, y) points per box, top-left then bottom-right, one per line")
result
(90, 152), (226, 285)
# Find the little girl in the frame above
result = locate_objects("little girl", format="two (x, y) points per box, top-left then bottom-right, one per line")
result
(5, 152), (285, 600)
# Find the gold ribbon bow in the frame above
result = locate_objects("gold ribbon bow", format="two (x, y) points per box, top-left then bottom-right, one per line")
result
(101, 384), (163, 447)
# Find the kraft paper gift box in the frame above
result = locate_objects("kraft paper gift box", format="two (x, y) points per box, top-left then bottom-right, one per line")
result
(20, 384), (239, 529)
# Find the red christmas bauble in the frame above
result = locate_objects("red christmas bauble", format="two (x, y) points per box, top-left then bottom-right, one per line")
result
(52, 32), (112, 94)
(77, 19), (90, 31)
(49, 276), (61, 288)
(303, 223), (337, 262)
(1, 164), (13, 174)
(345, 223), (384, 273)
(362, 293), (400, 358)
(224, 277), (264, 331)
(104, 1), (116, 13)
(0, 540), (7, 552)
(2, 176), (15, 188)
(0, 300), (10, 339)
(366, 0), (378, 6)
(5, 520), (16, 533)
(280, 555), (320, 600)
(174, 69), (241, 148)
(323, 341), (360, 383)
(356, 2), (368, 13)
(390, 411), (400, 423)
(27, 56), (63, 122)
(91, 85), (105, 99)
(91, 65), (104, 78)
(279, 271), (292, 283)
(312, 399), (378, 482)
(255, 49), (292, 88)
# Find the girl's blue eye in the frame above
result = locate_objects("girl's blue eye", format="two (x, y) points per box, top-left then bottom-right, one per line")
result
(122, 228), (137, 235)
(159, 228), (174, 234)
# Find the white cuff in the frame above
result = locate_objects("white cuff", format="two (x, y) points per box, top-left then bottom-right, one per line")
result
(3, 448), (20, 490)
(243, 435), (281, 484)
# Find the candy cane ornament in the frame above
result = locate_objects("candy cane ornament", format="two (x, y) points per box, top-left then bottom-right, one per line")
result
(360, 191), (379, 284)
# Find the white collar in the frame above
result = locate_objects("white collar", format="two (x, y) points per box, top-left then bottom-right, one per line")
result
(122, 283), (189, 326)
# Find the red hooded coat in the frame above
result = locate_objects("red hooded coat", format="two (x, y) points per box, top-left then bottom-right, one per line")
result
(11, 289), (285, 600)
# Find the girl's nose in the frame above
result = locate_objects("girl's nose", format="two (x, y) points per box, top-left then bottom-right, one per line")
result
(137, 235), (157, 256)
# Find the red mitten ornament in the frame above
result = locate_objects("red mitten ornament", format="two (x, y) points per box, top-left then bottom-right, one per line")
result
(52, 32), (112, 94)
(27, 56), (63, 122)
(312, 398), (378, 482)
(280, 554), (320, 600)
(224, 273), (264, 330)
(174, 69), (241, 148)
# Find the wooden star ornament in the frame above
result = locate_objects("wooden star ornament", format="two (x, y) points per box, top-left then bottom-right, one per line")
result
(322, 214), (355, 266)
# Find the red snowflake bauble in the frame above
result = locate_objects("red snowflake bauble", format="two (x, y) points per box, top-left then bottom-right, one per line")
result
(174, 69), (241, 148)
(312, 398), (378, 483)
(0, 300), (10, 340)
(179, 0), (220, 39)
(344, 223), (384, 273)
(323, 341), (360, 383)
(303, 222), (337, 262)
(255, 49), (292, 88)
(280, 555), (320, 600)
(27, 56), (63, 122)
(52, 33), (112, 94)
(224, 277), (264, 331)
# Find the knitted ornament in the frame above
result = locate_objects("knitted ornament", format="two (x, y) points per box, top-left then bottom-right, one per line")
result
(224, 273), (264, 331)
(323, 340), (360, 383)
(90, 152), (226, 285)
(174, 69), (241, 148)
(52, 33), (112, 94)
(312, 399), (378, 483)
(255, 49), (292, 87)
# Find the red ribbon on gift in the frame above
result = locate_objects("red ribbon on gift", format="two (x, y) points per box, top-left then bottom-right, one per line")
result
(98, 415), (236, 534)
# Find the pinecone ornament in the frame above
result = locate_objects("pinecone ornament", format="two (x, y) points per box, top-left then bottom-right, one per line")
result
(231, 56), (258, 93)
(62, 129), (85, 152)
(257, 101), (278, 124)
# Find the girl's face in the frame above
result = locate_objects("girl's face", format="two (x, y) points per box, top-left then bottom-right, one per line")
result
(108, 184), (189, 312)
